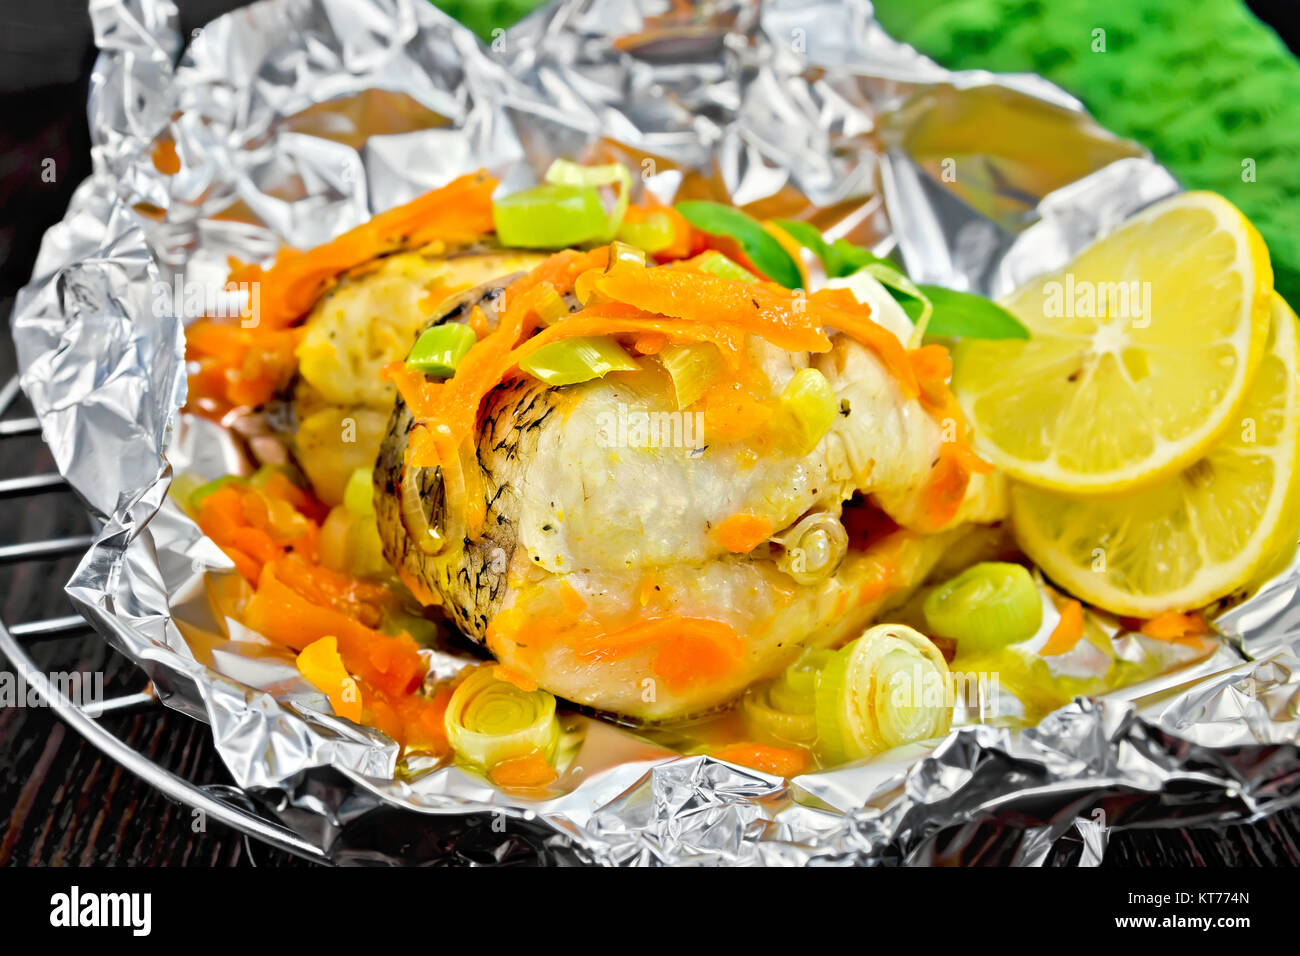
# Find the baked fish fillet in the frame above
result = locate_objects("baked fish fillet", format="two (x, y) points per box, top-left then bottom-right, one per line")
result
(373, 276), (1008, 720)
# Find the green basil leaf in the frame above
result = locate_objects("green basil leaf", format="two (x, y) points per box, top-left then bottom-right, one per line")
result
(773, 223), (897, 279)
(824, 239), (893, 278)
(862, 262), (925, 303)
(675, 201), (803, 289)
(754, 221), (1032, 342)
(773, 219), (831, 265)
(915, 285), (1031, 340)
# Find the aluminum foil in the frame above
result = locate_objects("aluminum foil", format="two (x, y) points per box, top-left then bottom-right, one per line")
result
(11, 0), (1300, 866)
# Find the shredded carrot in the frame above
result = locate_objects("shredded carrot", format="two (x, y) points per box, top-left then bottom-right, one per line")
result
(363, 682), (451, 754)
(908, 344), (994, 531)
(1040, 599), (1085, 656)
(711, 742), (812, 778)
(228, 171), (498, 332)
(271, 554), (390, 628)
(1140, 611), (1211, 643)
(190, 466), (449, 753)
(231, 526), (280, 567)
(633, 331), (669, 354)
(595, 269), (833, 354)
(652, 623), (746, 694)
(185, 322), (299, 414)
(558, 581), (588, 616)
(243, 562), (424, 697)
(713, 513), (774, 553)
(184, 173), (497, 415)
(151, 139), (181, 175)
(698, 378), (774, 443)
(488, 752), (558, 789)
(516, 611), (748, 694)
(493, 666), (539, 693)
(224, 546), (263, 584)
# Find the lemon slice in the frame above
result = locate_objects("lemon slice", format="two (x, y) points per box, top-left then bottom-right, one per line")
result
(1010, 294), (1300, 617)
(953, 191), (1273, 495)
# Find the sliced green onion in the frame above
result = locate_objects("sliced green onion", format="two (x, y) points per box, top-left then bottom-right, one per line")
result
(343, 467), (374, 517)
(544, 159), (632, 240)
(169, 471), (206, 511)
(772, 648), (834, 712)
(444, 665), (559, 769)
(615, 210), (677, 253)
(814, 624), (953, 765)
(518, 335), (639, 386)
(744, 688), (817, 745)
(607, 239), (647, 272)
(679, 250), (759, 284)
(923, 562), (1043, 654)
(852, 263), (931, 345)
(530, 282), (572, 326)
(493, 183), (608, 248)
(777, 367), (838, 454)
(405, 323), (478, 378)
(658, 342), (724, 409)
(742, 648), (833, 745)
(825, 269), (915, 345)
(773, 512), (848, 585)
(773, 221), (894, 279)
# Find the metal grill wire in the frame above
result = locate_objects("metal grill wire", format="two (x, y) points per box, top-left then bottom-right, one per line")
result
(0, 373), (329, 863)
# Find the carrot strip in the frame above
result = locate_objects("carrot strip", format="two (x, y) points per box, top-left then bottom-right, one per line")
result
(908, 344), (994, 531)
(228, 171), (498, 331)
(1040, 600), (1085, 656)
(151, 139), (181, 175)
(713, 513), (774, 553)
(488, 752), (558, 789)
(1140, 611), (1211, 642)
(243, 563), (424, 697)
(711, 742), (811, 778)
(493, 666), (539, 693)
(184, 173), (497, 416)
(652, 624), (746, 693)
(595, 269), (833, 354)
(571, 615), (739, 663)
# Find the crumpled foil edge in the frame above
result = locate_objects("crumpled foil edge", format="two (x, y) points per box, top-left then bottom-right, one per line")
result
(11, 0), (1300, 865)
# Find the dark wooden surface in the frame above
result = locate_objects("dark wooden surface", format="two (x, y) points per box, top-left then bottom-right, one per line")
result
(1, 0), (1299, 868)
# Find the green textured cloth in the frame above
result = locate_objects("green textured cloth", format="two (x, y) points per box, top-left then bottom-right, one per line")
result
(432, 0), (545, 41)
(872, 0), (1300, 305)
(435, 0), (1300, 303)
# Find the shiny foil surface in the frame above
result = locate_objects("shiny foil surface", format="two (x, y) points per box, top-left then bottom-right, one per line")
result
(11, 0), (1300, 865)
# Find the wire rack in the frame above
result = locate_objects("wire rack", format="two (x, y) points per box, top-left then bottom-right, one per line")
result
(0, 371), (330, 865)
